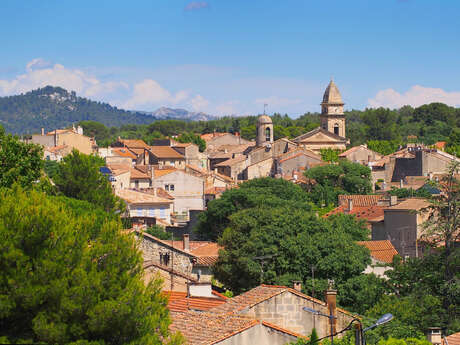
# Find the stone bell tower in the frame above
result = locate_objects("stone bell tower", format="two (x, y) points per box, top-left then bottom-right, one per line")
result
(320, 79), (346, 138)
(256, 114), (274, 147)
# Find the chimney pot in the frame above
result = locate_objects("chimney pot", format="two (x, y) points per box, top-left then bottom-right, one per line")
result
(292, 280), (302, 292)
(325, 288), (338, 334)
(390, 195), (398, 206)
(41, 127), (45, 136)
(183, 233), (190, 251)
(400, 179), (404, 188)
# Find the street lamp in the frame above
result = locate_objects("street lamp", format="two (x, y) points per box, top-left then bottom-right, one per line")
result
(303, 306), (336, 345)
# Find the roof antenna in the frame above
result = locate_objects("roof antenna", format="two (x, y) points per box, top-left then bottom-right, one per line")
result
(263, 103), (268, 115)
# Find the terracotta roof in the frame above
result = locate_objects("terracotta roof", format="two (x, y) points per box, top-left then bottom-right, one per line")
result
(324, 205), (385, 223)
(140, 187), (174, 200)
(130, 167), (151, 179)
(46, 145), (69, 153)
(119, 138), (149, 149)
(356, 240), (398, 263)
(444, 332), (460, 345)
(434, 141), (447, 150)
(205, 187), (227, 195)
(129, 148), (146, 155)
(186, 164), (209, 176)
(153, 168), (176, 178)
(200, 132), (229, 142)
(338, 195), (384, 207)
(167, 293), (227, 312)
(214, 155), (246, 167)
(148, 146), (185, 159)
(116, 189), (173, 204)
(170, 311), (259, 345)
(112, 147), (137, 159)
(209, 285), (326, 315)
(339, 145), (381, 158)
(214, 172), (234, 183)
(164, 240), (222, 267)
(385, 198), (430, 211)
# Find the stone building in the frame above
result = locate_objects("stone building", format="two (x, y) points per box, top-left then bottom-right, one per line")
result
(31, 126), (95, 156)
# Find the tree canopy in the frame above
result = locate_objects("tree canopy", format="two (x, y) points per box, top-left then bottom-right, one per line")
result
(0, 186), (183, 345)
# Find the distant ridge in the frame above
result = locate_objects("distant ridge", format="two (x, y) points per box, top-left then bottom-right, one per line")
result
(141, 106), (217, 122)
(0, 86), (160, 134)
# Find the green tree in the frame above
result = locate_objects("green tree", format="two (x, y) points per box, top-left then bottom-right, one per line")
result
(0, 126), (43, 189)
(213, 206), (370, 294)
(305, 160), (372, 206)
(176, 132), (206, 152)
(195, 178), (312, 241)
(0, 186), (183, 345)
(53, 150), (124, 213)
(367, 140), (402, 156)
(320, 148), (341, 163)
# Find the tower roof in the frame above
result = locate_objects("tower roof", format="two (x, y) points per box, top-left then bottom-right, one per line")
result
(257, 114), (272, 125)
(322, 80), (344, 105)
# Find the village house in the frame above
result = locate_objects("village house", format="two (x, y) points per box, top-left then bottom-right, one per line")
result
(371, 198), (432, 258)
(339, 145), (382, 165)
(208, 284), (355, 339)
(31, 125), (95, 157)
(153, 139), (208, 169)
(116, 189), (174, 226)
(147, 146), (186, 169)
(201, 132), (252, 152)
(357, 240), (398, 278)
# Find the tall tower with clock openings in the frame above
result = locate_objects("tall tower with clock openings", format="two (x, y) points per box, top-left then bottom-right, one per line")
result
(320, 79), (346, 138)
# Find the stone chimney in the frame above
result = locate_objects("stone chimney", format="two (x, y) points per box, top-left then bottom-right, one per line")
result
(400, 179), (404, 188)
(347, 198), (353, 212)
(325, 288), (337, 334)
(41, 127), (45, 136)
(429, 172), (433, 181)
(390, 195), (398, 206)
(183, 233), (190, 252)
(214, 168), (218, 174)
(427, 328), (442, 345)
(292, 281), (302, 292)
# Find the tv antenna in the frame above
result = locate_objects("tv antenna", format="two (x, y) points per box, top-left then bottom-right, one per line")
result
(263, 103), (268, 115)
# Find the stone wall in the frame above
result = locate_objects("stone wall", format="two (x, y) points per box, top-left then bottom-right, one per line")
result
(143, 265), (191, 292)
(218, 323), (297, 345)
(136, 233), (194, 276)
(247, 158), (274, 179)
(240, 291), (353, 338)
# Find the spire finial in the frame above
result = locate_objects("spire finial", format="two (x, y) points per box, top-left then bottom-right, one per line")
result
(331, 75), (334, 82)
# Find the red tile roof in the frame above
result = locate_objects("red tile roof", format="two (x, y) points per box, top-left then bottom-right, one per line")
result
(444, 332), (460, 345)
(165, 291), (228, 312)
(148, 146), (185, 159)
(130, 167), (151, 179)
(200, 132), (229, 142)
(119, 138), (149, 149)
(112, 147), (137, 159)
(324, 205), (385, 223)
(164, 240), (222, 267)
(356, 240), (398, 263)
(209, 285), (326, 315)
(338, 195), (384, 207)
(385, 197), (430, 211)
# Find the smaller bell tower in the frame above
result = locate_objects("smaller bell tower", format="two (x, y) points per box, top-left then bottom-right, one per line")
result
(320, 79), (346, 138)
(256, 114), (273, 147)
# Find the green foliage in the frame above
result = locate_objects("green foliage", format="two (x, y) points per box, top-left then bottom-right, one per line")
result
(195, 177), (312, 241)
(388, 187), (432, 198)
(43, 159), (59, 179)
(0, 86), (157, 134)
(376, 337), (431, 345)
(213, 206), (370, 294)
(53, 150), (124, 213)
(305, 160), (372, 206)
(367, 140), (402, 156)
(145, 225), (172, 240)
(176, 132), (206, 152)
(0, 186), (183, 345)
(320, 148), (341, 163)
(0, 126), (43, 189)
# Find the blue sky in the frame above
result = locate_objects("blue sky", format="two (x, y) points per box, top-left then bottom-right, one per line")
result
(1, 0), (460, 116)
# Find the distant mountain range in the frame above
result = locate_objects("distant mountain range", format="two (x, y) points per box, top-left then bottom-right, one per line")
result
(139, 107), (217, 122)
(0, 86), (217, 134)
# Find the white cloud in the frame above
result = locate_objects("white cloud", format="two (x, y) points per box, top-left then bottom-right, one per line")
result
(184, 1), (209, 11)
(214, 100), (241, 116)
(368, 85), (460, 109)
(254, 96), (303, 112)
(0, 60), (127, 98)
(121, 79), (190, 110)
(190, 94), (209, 111)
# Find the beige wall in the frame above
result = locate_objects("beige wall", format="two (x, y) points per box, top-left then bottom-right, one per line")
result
(106, 156), (133, 166)
(279, 154), (322, 176)
(143, 266), (191, 292)
(130, 178), (151, 189)
(217, 323), (297, 345)
(247, 158), (274, 179)
(128, 203), (173, 225)
(300, 142), (347, 152)
(239, 291), (353, 338)
(343, 147), (382, 165)
(206, 134), (251, 151)
(57, 132), (93, 154)
(153, 171), (205, 213)
(112, 171), (130, 191)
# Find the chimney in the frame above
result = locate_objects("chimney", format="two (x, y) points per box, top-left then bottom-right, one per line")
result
(390, 195), (398, 206)
(292, 281), (302, 292)
(400, 179), (404, 188)
(347, 198), (353, 212)
(183, 233), (190, 252)
(429, 172), (433, 181)
(325, 287), (337, 334)
(41, 127), (45, 136)
(427, 328), (442, 345)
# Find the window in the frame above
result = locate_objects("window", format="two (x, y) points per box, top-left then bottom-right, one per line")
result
(334, 124), (340, 135)
(169, 184), (175, 191)
(135, 180), (139, 189)
(265, 127), (271, 142)
(159, 207), (166, 219)
(160, 252), (170, 266)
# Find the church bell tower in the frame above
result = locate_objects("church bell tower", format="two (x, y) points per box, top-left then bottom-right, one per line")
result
(320, 80), (346, 138)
